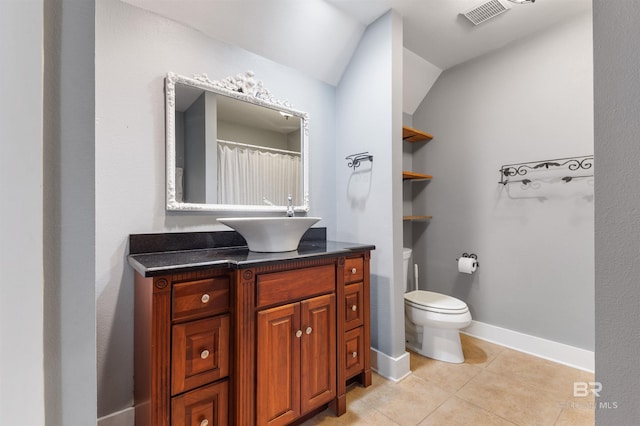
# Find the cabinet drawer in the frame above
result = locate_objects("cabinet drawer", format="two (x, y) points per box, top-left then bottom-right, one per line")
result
(171, 379), (229, 426)
(173, 277), (229, 322)
(172, 315), (230, 395)
(256, 264), (335, 308)
(344, 327), (364, 380)
(343, 257), (364, 284)
(344, 283), (364, 331)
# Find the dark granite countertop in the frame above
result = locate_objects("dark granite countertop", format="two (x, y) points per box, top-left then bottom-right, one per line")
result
(128, 230), (375, 277)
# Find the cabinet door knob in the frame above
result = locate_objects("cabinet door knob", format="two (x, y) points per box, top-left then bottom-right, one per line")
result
(200, 349), (210, 359)
(201, 293), (210, 303)
(295, 330), (302, 338)
(200, 419), (209, 426)
(352, 351), (358, 358)
(305, 327), (312, 335)
(351, 304), (357, 312)
(351, 268), (357, 274)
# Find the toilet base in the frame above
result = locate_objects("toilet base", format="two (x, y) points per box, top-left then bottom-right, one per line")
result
(406, 323), (465, 364)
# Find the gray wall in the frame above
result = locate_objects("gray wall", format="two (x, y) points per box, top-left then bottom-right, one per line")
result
(411, 12), (594, 350)
(218, 121), (293, 150)
(336, 11), (406, 363)
(594, 0), (640, 423)
(0, 1), (45, 424)
(95, 0), (337, 416)
(2, 1), (97, 425)
(184, 93), (207, 202)
(43, 1), (98, 424)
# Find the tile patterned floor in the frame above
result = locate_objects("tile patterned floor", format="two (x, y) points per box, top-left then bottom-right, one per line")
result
(302, 334), (595, 426)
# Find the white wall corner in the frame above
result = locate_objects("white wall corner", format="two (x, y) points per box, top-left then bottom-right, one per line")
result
(403, 48), (442, 115)
(97, 407), (134, 426)
(370, 347), (412, 382)
(463, 320), (594, 372)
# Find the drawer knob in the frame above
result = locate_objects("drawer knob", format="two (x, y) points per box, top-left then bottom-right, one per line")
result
(352, 351), (358, 358)
(351, 268), (357, 274)
(295, 330), (302, 338)
(305, 327), (312, 335)
(200, 349), (210, 360)
(351, 304), (357, 312)
(201, 294), (210, 303)
(200, 419), (209, 426)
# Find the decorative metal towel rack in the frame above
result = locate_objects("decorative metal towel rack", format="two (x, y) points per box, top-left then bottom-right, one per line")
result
(499, 155), (593, 186)
(345, 152), (373, 170)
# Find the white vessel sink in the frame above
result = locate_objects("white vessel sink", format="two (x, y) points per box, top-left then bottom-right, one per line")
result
(217, 217), (321, 252)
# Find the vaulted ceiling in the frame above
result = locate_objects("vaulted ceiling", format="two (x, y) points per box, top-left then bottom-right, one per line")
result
(121, 0), (591, 113)
(327, 0), (591, 72)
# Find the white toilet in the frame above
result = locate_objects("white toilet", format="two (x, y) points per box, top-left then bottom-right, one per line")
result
(403, 248), (472, 363)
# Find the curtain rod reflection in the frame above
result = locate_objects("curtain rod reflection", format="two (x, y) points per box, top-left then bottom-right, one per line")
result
(217, 139), (301, 156)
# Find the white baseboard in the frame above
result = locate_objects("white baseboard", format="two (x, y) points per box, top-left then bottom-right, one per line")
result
(462, 320), (594, 373)
(370, 347), (412, 382)
(97, 406), (134, 426)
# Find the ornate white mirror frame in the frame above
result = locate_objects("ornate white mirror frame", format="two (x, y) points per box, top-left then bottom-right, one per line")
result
(165, 71), (310, 212)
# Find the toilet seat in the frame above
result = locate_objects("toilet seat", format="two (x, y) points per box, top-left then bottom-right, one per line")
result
(404, 290), (469, 315)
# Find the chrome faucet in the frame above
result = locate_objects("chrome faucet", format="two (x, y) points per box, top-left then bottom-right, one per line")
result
(286, 194), (295, 217)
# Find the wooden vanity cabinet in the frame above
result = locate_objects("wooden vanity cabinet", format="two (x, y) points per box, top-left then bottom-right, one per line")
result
(341, 254), (371, 386)
(256, 293), (336, 426)
(134, 250), (371, 426)
(134, 270), (231, 426)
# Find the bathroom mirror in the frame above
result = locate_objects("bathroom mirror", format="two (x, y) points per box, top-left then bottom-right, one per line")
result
(165, 72), (309, 212)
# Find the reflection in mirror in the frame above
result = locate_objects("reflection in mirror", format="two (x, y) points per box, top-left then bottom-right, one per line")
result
(165, 72), (309, 212)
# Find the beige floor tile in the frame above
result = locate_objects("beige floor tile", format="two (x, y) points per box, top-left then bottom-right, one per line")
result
(486, 348), (595, 403)
(409, 350), (431, 371)
(344, 410), (399, 425)
(418, 396), (517, 426)
(345, 373), (390, 404)
(460, 334), (506, 368)
(347, 379), (405, 412)
(554, 405), (595, 426)
(410, 352), (483, 393)
(375, 374), (451, 426)
(456, 369), (563, 426)
(301, 407), (399, 425)
(306, 339), (592, 425)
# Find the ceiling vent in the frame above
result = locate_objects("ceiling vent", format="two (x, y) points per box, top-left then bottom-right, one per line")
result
(461, 0), (511, 26)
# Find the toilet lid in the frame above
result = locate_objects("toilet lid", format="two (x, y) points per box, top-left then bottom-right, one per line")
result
(404, 290), (469, 314)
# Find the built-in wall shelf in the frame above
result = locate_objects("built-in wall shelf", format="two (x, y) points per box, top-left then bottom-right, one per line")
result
(402, 125), (433, 228)
(402, 171), (433, 181)
(403, 215), (433, 221)
(402, 126), (433, 142)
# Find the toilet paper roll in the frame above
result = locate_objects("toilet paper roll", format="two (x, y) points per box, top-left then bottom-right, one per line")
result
(458, 257), (477, 274)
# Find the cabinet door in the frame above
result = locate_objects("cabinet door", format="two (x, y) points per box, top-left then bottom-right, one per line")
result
(344, 283), (364, 331)
(343, 257), (364, 284)
(172, 276), (230, 322)
(256, 303), (301, 426)
(344, 327), (364, 380)
(172, 315), (230, 395)
(171, 380), (228, 426)
(300, 294), (336, 414)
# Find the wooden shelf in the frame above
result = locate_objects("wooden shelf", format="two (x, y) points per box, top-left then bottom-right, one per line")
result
(403, 171), (433, 181)
(403, 215), (432, 221)
(402, 126), (433, 142)
(402, 125), (433, 226)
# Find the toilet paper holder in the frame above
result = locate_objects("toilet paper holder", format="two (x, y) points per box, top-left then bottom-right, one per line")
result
(456, 253), (479, 268)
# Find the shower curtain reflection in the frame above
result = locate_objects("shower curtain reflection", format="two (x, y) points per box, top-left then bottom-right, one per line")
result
(217, 142), (301, 206)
